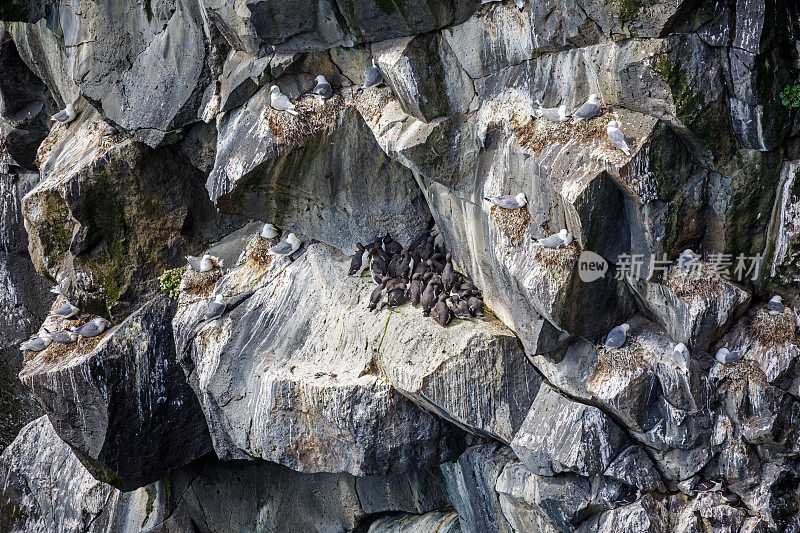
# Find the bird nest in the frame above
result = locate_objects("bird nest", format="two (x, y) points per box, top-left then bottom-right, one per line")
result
(24, 329), (109, 367)
(181, 268), (222, 296)
(264, 94), (347, 146)
(594, 336), (651, 379)
(749, 307), (797, 345)
(717, 359), (766, 390)
(531, 241), (580, 272)
(353, 88), (396, 128)
(240, 235), (277, 266)
(664, 264), (722, 304)
(490, 205), (531, 246)
(513, 111), (614, 157)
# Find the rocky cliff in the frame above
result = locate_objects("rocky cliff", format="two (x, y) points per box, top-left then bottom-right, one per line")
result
(1, 0), (799, 531)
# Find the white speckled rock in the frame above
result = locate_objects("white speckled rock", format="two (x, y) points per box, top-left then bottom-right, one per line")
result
(368, 510), (462, 532)
(174, 243), (541, 474)
(510, 383), (628, 477)
(575, 494), (670, 533)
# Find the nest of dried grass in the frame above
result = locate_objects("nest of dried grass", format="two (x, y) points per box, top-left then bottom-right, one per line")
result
(718, 359), (767, 390)
(265, 94), (347, 146)
(241, 235), (277, 265)
(531, 241), (580, 272)
(353, 88), (396, 128)
(513, 111), (614, 156)
(749, 307), (798, 345)
(182, 268), (222, 296)
(665, 264), (722, 304)
(490, 205), (531, 246)
(595, 336), (651, 378)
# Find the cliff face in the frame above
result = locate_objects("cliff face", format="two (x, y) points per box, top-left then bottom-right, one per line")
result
(1, 0), (799, 531)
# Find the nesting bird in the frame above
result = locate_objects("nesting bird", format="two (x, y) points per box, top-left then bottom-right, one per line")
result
(534, 104), (570, 123)
(20, 331), (53, 352)
(50, 301), (79, 319)
(672, 343), (690, 372)
(571, 94), (601, 123)
(534, 229), (573, 249)
(715, 347), (743, 365)
(269, 233), (302, 257)
(260, 222), (279, 239)
(362, 59), (383, 90)
(186, 254), (221, 273)
(74, 317), (110, 338)
(606, 120), (631, 156)
(311, 75), (334, 100)
(677, 249), (699, 271)
(204, 294), (226, 321)
(766, 295), (785, 315)
(604, 323), (630, 350)
(50, 329), (78, 344)
(269, 85), (298, 116)
(485, 192), (527, 210)
(51, 102), (76, 124)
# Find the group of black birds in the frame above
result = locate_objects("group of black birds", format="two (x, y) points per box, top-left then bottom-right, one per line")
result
(349, 231), (484, 326)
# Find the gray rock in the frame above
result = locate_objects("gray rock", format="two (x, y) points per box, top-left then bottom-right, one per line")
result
(174, 243), (474, 475)
(603, 445), (665, 493)
(20, 295), (211, 491)
(208, 86), (430, 252)
(496, 461), (594, 532)
(440, 443), (516, 533)
(511, 383), (628, 477)
(21, 108), (239, 321)
(368, 510), (462, 532)
(576, 494), (670, 533)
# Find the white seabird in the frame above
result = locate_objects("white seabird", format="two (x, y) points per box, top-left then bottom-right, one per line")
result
(74, 317), (110, 338)
(186, 254), (220, 273)
(534, 229), (573, 249)
(715, 347), (743, 365)
(672, 343), (690, 372)
(260, 222), (279, 239)
(50, 102), (76, 124)
(571, 94), (601, 123)
(50, 328), (78, 344)
(534, 104), (570, 123)
(311, 75), (333, 100)
(50, 302), (79, 319)
(485, 192), (527, 210)
(362, 59), (383, 90)
(20, 330), (53, 352)
(604, 323), (630, 350)
(269, 85), (298, 116)
(268, 233), (302, 256)
(766, 295), (785, 315)
(677, 249), (698, 270)
(606, 120), (631, 156)
(204, 294), (226, 321)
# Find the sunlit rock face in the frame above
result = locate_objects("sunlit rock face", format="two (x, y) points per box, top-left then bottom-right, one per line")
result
(19, 295), (211, 491)
(1, 0), (800, 530)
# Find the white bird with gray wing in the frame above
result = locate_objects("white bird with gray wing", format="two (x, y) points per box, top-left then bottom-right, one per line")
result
(204, 294), (226, 321)
(715, 347), (742, 365)
(50, 302), (79, 319)
(20, 330), (53, 352)
(50, 328), (78, 344)
(186, 254), (220, 273)
(260, 222), (279, 239)
(534, 229), (573, 249)
(362, 59), (383, 90)
(311, 75), (333, 100)
(485, 192), (527, 210)
(534, 104), (570, 123)
(766, 295), (785, 315)
(74, 317), (110, 338)
(269, 85), (298, 116)
(672, 343), (690, 372)
(268, 233), (302, 256)
(571, 94), (601, 123)
(604, 323), (630, 350)
(50, 102), (76, 124)
(606, 121), (631, 156)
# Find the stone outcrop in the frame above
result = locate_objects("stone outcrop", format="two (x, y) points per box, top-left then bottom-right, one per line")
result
(20, 295), (211, 491)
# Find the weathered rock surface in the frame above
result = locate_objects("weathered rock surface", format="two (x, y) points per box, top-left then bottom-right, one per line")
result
(174, 242), (548, 473)
(20, 295), (211, 491)
(0, 416), (454, 533)
(21, 108), (238, 320)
